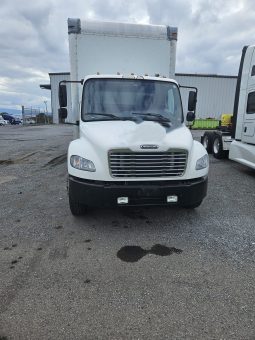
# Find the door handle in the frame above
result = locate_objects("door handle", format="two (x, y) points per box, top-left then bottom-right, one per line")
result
(244, 126), (247, 132)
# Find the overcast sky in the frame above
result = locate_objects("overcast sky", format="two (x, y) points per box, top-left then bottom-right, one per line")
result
(0, 0), (253, 111)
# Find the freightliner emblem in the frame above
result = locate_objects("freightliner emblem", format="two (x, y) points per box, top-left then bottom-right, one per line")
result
(140, 144), (159, 149)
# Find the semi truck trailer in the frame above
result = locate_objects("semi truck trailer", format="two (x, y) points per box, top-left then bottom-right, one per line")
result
(202, 46), (255, 169)
(59, 18), (209, 215)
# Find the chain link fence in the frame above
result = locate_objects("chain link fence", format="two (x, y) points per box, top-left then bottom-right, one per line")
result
(21, 106), (53, 125)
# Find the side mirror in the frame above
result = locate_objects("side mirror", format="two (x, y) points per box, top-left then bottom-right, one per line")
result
(59, 84), (67, 108)
(58, 108), (68, 119)
(188, 91), (197, 112)
(186, 111), (195, 122)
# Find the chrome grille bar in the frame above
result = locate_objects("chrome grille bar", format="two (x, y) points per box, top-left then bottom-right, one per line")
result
(109, 150), (188, 178)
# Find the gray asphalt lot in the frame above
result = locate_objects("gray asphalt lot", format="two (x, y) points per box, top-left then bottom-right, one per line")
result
(0, 125), (255, 340)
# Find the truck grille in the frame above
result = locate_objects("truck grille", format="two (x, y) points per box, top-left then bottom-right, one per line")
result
(109, 150), (188, 178)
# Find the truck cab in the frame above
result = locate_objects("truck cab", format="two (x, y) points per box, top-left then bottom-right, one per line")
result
(229, 45), (255, 168)
(202, 45), (255, 170)
(60, 19), (209, 214)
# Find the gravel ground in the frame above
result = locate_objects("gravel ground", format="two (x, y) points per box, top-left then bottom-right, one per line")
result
(0, 124), (255, 340)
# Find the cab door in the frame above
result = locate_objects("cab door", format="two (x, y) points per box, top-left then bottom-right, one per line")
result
(242, 89), (255, 145)
(242, 48), (255, 145)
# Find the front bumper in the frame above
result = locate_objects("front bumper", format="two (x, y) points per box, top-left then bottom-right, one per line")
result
(69, 176), (208, 207)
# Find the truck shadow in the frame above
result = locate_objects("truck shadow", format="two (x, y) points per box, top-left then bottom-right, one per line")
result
(72, 205), (201, 234)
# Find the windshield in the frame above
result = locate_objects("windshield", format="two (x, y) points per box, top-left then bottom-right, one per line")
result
(82, 78), (183, 127)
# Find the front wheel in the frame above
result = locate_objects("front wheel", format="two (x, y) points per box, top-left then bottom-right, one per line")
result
(69, 191), (87, 216)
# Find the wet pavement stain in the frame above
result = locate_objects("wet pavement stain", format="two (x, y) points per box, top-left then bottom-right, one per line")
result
(0, 152), (39, 166)
(112, 220), (119, 227)
(55, 225), (63, 230)
(48, 246), (68, 260)
(84, 239), (91, 243)
(37, 247), (42, 251)
(44, 154), (66, 167)
(0, 159), (13, 165)
(117, 244), (183, 263)
(117, 246), (147, 262)
(12, 244), (17, 248)
(87, 247), (92, 250)
(84, 279), (91, 284)
(0, 335), (8, 340)
(121, 208), (148, 220)
(11, 260), (18, 265)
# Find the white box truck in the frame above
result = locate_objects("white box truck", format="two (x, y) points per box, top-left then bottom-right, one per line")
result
(59, 18), (209, 215)
(202, 46), (255, 169)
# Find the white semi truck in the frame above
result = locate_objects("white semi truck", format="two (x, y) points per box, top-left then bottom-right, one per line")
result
(202, 46), (255, 169)
(59, 18), (209, 215)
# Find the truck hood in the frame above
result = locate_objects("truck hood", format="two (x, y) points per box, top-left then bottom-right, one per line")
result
(80, 121), (193, 152)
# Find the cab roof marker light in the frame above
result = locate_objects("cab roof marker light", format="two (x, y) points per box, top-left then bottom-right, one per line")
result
(96, 72), (100, 75)
(117, 72), (120, 75)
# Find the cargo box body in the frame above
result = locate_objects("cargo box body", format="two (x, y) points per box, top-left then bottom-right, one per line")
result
(67, 19), (177, 123)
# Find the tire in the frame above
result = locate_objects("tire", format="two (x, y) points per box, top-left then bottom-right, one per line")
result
(183, 200), (202, 209)
(202, 132), (213, 153)
(69, 191), (86, 216)
(212, 135), (228, 159)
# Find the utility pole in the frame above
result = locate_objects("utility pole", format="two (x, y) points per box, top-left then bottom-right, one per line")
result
(21, 105), (25, 125)
(43, 100), (48, 124)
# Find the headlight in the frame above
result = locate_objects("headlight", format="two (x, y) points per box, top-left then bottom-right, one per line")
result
(70, 155), (96, 172)
(196, 154), (209, 170)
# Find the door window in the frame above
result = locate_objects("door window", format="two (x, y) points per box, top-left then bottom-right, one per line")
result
(246, 91), (255, 114)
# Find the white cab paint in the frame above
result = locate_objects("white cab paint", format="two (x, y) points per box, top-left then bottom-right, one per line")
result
(68, 118), (208, 181)
(67, 19), (208, 189)
(229, 45), (255, 168)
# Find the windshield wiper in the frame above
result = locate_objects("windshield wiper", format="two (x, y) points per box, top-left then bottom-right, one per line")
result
(132, 112), (172, 127)
(85, 113), (122, 120)
(85, 113), (138, 121)
(132, 112), (171, 123)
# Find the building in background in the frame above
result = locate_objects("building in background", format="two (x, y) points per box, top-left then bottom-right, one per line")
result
(40, 72), (72, 124)
(175, 73), (237, 119)
(41, 72), (237, 123)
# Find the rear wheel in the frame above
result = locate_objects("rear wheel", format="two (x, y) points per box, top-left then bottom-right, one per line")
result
(202, 132), (213, 153)
(212, 135), (228, 159)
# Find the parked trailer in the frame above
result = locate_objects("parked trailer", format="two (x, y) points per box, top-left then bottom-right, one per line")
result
(59, 19), (209, 215)
(202, 46), (255, 169)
